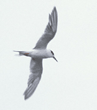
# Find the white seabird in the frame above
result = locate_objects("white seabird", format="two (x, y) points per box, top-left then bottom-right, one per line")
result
(14, 7), (58, 100)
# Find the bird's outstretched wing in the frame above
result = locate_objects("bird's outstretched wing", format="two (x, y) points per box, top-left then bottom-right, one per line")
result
(34, 7), (58, 49)
(24, 58), (42, 100)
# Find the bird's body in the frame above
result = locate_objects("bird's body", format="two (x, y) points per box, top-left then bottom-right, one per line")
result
(15, 49), (53, 58)
(14, 7), (58, 100)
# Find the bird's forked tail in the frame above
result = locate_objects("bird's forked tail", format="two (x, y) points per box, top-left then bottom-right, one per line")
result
(13, 50), (28, 56)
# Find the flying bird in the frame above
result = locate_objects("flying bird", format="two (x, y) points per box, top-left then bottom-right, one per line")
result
(14, 7), (58, 100)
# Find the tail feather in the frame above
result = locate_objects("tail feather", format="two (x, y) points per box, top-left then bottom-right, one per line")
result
(13, 50), (25, 56)
(24, 77), (40, 100)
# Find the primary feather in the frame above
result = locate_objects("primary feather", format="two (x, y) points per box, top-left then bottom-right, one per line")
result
(24, 58), (42, 100)
(34, 7), (58, 49)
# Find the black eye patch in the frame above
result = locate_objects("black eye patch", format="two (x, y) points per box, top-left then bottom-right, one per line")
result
(51, 50), (54, 55)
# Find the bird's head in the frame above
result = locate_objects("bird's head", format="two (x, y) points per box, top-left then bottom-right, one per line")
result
(48, 50), (58, 62)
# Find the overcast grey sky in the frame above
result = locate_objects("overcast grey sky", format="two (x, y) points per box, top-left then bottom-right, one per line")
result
(0, 0), (97, 110)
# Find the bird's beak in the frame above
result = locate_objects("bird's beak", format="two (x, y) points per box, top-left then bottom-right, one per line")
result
(53, 56), (58, 62)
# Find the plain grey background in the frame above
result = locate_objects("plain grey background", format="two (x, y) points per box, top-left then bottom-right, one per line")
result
(0, 0), (97, 110)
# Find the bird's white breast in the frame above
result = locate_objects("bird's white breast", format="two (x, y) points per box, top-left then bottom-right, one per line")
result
(30, 49), (51, 58)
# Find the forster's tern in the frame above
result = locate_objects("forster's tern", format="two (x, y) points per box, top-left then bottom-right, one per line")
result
(14, 7), (58, 100)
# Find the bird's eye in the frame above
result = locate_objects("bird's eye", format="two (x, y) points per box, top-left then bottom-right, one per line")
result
(51, 50), (54, 55)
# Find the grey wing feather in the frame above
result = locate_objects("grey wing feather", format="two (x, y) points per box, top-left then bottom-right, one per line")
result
(24, 58), (42, 100)
(34, 7), (58, 49)
(24, 77), (41, 100)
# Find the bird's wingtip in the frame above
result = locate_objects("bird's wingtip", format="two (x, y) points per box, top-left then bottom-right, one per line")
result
(53, 6), (57, 10)
(23, 90), (30, 100)
(54, 6), (56, 9)
(23, 77), (41, 100)
(24, 96), (27, 100)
